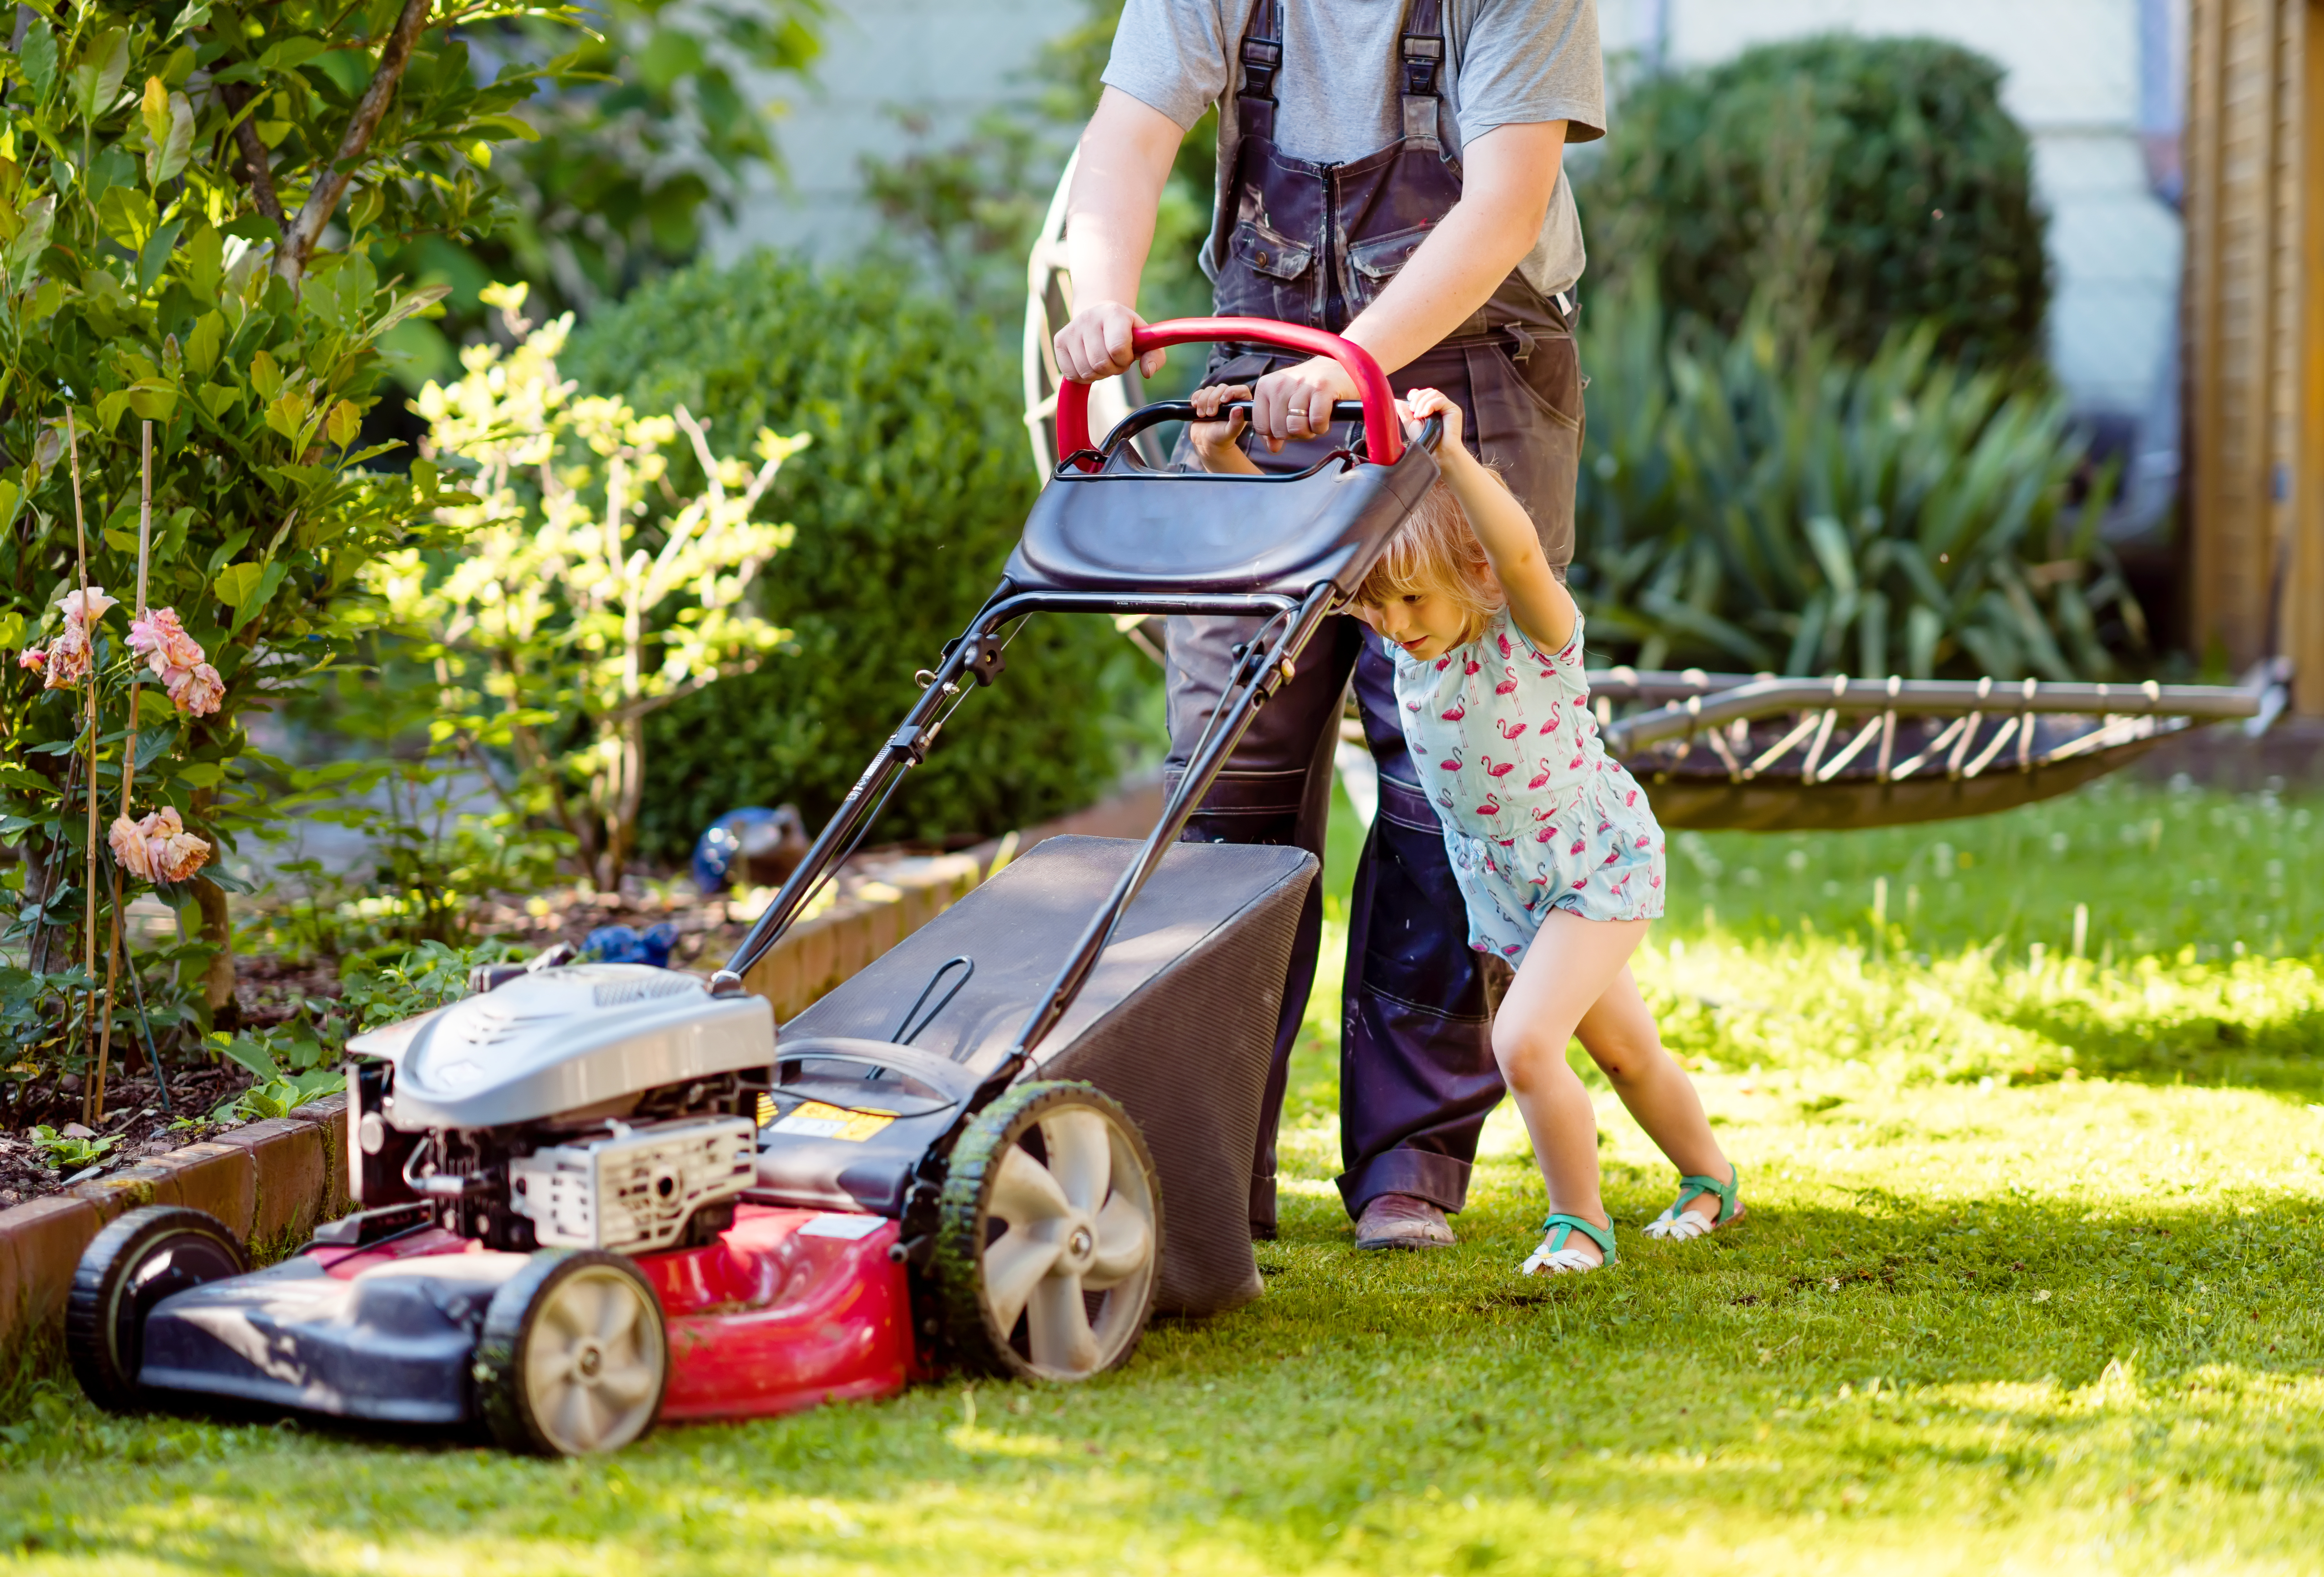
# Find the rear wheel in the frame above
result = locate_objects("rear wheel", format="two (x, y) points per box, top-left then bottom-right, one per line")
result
(474, 1251), (668, 1456)
(936, 1081), (1161, 1382)
(67, 1206), (249, 1412)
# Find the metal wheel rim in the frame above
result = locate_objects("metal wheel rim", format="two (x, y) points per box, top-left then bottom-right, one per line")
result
(523, 1265), (664, 1454)
(978, 1101), (1158, 1380)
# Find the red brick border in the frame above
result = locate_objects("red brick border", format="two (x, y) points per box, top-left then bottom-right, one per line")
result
(0, 1097), (350, 1375)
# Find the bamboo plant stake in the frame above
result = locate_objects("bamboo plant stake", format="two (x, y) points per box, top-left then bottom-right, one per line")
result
(92, 423), (155, 1124)
(64, 410), (102, 1129)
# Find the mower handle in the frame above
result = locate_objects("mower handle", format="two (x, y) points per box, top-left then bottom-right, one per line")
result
(1054, 317), (1403, 471)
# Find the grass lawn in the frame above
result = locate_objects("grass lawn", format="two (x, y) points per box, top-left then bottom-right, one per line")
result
(3, 774), (2322, 1574)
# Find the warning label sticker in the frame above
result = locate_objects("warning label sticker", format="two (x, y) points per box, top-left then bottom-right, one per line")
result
(770, 1101), (896, 1143)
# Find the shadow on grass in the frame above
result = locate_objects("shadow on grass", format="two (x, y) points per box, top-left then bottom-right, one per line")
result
(1998, 997), (2324, 1099)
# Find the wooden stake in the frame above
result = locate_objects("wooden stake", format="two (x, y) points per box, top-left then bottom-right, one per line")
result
(65, 410), (101, 1128)
(95, 423), (153, 1119)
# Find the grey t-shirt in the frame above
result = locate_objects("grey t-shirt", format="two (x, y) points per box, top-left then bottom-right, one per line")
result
(1102, 0), (1605, 298)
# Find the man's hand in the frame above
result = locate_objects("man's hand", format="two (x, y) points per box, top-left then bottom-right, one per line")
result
(1250, 355), (1360, 449)
(1055, 300), (1167, 384)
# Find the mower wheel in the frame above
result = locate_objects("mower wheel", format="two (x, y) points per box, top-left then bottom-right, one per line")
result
(936, 1081), (1161, 1382)
(67, 1205), (249, 1412)
(474, 1250), (668, 1456)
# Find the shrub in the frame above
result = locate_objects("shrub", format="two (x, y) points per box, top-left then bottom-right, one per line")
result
(1581, 34), (2050, 370)
(563, 254), (1153, 859)
(0, 0), (567, 1102)
(1575, 287), (2146, 680)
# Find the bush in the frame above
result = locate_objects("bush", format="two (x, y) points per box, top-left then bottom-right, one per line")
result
(1581, 34), (2050, 370)
(1574, 287), (2146, 680)
(564, 254), (1154, 860)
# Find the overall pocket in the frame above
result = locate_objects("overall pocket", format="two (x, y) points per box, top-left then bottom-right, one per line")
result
(1345, 223), (1433, 315)
(1215, 218), (1316, 323)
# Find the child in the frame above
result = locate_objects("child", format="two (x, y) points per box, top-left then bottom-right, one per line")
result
(1189, 383), (1741, 1274)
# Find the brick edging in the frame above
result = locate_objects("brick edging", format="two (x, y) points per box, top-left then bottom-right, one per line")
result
(0, 1095), (351, 1379)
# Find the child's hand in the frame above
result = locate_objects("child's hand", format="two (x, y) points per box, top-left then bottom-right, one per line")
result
(1189, 383), (1254, 469)
(1400, 387), (1465, 454)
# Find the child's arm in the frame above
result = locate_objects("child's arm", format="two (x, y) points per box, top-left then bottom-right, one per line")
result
(1403, 387), (1576, 653)
(1188, 383), (1261, 475)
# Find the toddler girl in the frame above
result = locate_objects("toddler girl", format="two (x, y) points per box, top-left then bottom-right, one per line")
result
(1190, 383), (1741, 1273)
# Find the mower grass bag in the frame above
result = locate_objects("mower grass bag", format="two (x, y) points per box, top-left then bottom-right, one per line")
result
(776, 835), (1314, 1317)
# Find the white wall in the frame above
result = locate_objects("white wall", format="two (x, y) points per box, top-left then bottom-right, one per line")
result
(714, 0), (1082, 265)
(1601, 0), (2185, 425)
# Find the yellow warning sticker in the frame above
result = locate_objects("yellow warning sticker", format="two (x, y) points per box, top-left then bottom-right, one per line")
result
(770, 1101), (896, 1143)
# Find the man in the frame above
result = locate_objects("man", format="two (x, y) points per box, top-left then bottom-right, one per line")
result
(1053, 0), (1604, 1248)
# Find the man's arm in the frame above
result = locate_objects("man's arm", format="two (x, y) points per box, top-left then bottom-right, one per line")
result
(1251, 119), (1567, 447)
(1053, 86), (1185, 384)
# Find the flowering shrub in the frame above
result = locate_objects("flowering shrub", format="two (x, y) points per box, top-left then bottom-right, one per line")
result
(0, 0), (590, 1119)
(372, 284), (807, 889)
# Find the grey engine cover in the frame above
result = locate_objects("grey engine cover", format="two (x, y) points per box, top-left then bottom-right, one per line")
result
(348, 964), (775, 1131)
(780, 835), (1315, 1316)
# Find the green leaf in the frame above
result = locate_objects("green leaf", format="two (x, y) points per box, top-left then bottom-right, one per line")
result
(258, 38), (328, 73)
(249, 349), (283, 401)
(214, 561), (264, 610)
(185, 310), (224, 377)
(183, 226), (223, 302)
(172, 762), (225, 788)
(20, 19), (57, 101)
(150, 92), (197, 186)
(141, 76), (172, 153)
(137, 219), (184, 295)
(215, 1032), (282, 1083)
(71, 29), (131, 124)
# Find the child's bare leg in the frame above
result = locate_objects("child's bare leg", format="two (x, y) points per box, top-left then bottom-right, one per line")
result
(1492, 913), (1652, 1267)
(1575, 965), (1731, 1224)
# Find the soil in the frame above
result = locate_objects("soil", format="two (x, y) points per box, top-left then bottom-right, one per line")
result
(0, 1065), (251, 1210)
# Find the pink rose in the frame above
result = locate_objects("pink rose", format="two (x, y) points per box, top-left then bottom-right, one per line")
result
(128, 607), (207, 678)
(17, 646), (45, 673)
(40, 622), (90, 689)
(165, 661), (225, 717)
(108, 807), (211, 884)
(55, 586), (118, 628)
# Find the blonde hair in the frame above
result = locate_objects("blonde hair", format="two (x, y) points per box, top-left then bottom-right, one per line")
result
(1354, 473), (1510, 646)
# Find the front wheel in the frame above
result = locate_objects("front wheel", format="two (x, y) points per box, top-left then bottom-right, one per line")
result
(936, 1081), (1161, 1382)
(474, 1250), (668, 1455)
(67, 1206), (250, 1412)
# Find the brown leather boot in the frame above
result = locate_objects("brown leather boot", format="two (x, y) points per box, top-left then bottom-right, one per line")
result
(1353, 1193), (1456, 1250)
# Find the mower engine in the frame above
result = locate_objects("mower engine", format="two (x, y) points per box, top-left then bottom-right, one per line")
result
(345, 962), (772, 1252)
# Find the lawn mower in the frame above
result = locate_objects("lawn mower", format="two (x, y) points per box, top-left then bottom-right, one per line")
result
(66, 318), (1442, 1456)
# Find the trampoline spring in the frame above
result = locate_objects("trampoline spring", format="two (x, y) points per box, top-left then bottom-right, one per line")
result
(1875, 706), (1897, 783)
(1890, 712), (1971, 782)
(1944, 710), (1984, 779)
(1797, 708), (1840, 782)
(1815, 713), (1887, 783)
(1746, 711), (1825, 779)
(1703, 721), (1746, 781)
(1962, 716), (2019, 779)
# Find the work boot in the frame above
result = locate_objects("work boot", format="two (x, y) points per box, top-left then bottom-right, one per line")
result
(1354, 1193), (1455, 1250)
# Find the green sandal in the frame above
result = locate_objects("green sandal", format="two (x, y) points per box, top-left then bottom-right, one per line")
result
(1643, 1164), (1744, 1242)
(1521, 1213), (1617, 1275)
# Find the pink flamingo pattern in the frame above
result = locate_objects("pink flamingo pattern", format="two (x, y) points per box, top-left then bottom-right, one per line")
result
(1385, 607), (1664, 958)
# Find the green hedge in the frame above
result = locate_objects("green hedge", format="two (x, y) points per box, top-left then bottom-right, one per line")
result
(1582, 34), (2050, 370)
(565, 255), (1151, 861)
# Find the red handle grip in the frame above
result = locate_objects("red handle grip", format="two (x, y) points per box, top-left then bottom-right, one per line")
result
(1055, 316), (1403, 471)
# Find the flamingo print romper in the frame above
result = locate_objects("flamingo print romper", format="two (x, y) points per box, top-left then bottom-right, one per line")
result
(1390, 609), (1666, 960)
